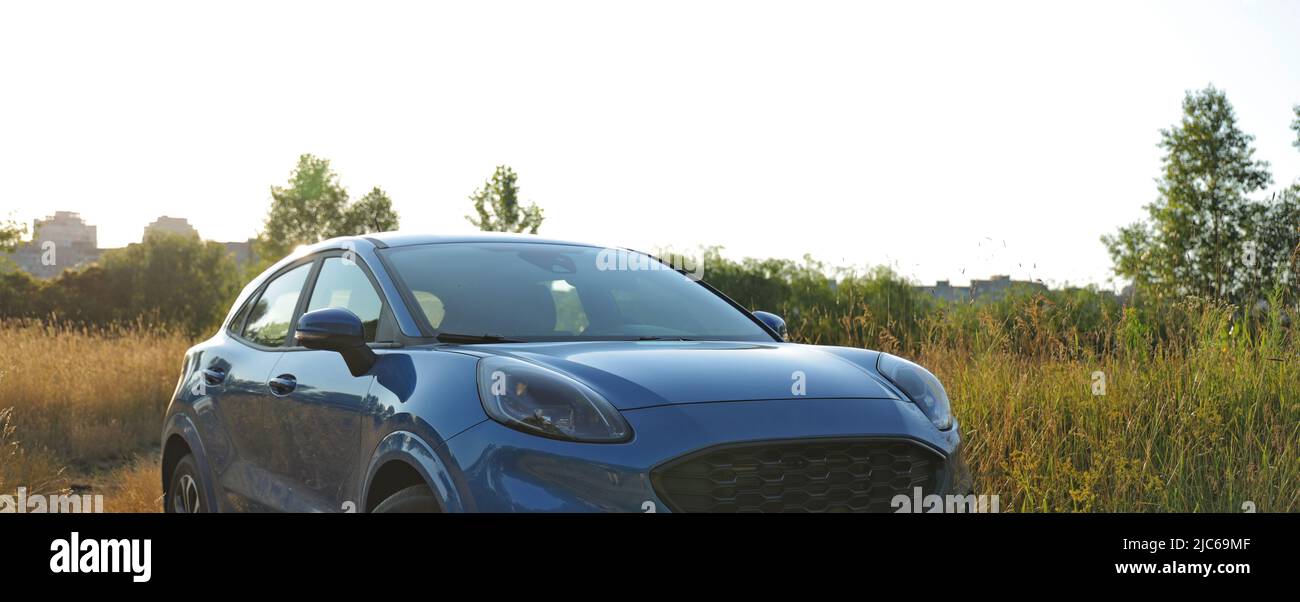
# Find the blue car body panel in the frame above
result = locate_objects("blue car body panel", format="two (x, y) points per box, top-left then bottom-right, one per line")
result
(457, 340), (900, 409)
(442, 396), (961, 512)
(161, 233), (968, 512)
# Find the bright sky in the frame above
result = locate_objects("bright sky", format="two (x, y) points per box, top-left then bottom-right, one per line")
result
(2, 0), (1298, 290)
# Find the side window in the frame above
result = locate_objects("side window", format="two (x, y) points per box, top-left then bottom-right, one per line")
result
(306, 257), (384, 342)
(228, 295), (254, 335)
(242, 263), (312, 347)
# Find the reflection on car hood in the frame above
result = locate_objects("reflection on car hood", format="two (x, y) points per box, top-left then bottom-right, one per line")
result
(458, 341), (901, 410)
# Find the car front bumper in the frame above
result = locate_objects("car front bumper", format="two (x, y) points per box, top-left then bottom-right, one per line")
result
(439, 396), (969, 512)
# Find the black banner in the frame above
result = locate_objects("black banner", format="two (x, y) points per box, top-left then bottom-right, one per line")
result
(1, 512), (1290, 591)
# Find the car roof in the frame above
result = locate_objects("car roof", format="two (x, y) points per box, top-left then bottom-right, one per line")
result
(362, 231), (606, 249)
(267, 231), (621, 275)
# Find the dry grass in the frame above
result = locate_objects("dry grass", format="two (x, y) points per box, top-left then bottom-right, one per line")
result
(96, 453), (165, 513)
(1, 304), (1295, 513)
(0, 320), (189, 511)
(920, 347), (1297, 512)
(793, 300), (1300, 512)
(0, 407), (67, 496)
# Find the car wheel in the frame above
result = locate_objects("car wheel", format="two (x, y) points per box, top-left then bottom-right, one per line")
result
(167, 454), (206, 513)
(371, 485), (438, 513)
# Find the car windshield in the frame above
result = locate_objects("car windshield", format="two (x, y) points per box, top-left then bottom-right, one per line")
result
(380, 242), (773, 342)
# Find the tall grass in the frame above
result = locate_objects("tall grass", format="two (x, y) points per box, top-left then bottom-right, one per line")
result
(0, 320), (190, 500)
(791, 297), (1299, 512)
(0, 407), (66, 497)
(0, 287), (1295, 512)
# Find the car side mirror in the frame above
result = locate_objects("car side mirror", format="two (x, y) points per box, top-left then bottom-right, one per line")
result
(752, 311), (787, 341)
(295, 308), (377, 377)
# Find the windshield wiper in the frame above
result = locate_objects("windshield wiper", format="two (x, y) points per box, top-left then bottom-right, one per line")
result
(637, 335), (696, 341)
(435, 332), (524, 344)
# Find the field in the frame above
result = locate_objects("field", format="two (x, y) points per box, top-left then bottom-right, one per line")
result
(0, 321), (187, 512)
(0, 302), (1295, 512)
(791, 297), (1299, 512)
(915, 345), (1295, 511)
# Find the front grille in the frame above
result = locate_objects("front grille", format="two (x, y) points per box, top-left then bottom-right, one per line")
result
(651, 438), (943, 513)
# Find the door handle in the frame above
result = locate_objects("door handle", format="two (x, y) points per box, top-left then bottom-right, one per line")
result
(202, 367), (228, 386)
(268, 374), (297, 397)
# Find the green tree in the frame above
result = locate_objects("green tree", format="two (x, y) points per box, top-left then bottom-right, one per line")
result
(0, 232), (242, 334)
(466, 165), (544, 234)
(1239, 189), (1300, 306)
(1282, 103), (1300, 295)
(0, 217), (28, 274)
(1103, 86), (1272, 304)
(258, 154), (400, 260)
(0, 216), (25, 254)
(0, 269), (44, 317)
(1292, 103), (1300, 150)
(337, 186), (400, 235)
(1238, 103), (1300, 306)
(93, 232), (243, 335)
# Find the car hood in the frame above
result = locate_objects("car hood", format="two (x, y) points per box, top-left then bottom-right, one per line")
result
(453, 341), (901, 410)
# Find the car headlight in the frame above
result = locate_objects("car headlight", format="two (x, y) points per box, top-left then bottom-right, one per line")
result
(876, 352), (953, 430)
(476, 356), (632, 443)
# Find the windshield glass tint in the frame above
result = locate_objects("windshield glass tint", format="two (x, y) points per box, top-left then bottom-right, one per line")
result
(381, 243), (771, 341)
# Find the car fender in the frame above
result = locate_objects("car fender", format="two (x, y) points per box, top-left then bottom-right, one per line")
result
(161, 412), (222, 513)
(361, 430), (468, 513)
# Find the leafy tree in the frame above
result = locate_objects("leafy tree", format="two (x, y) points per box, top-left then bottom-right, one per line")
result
(337, 187), (400, 235)
(99, 232), (243, 334)
(1239, 103), (1300, 305)
(0, 217), (29, 274)
(1101, 222), (1158, 302)
(1293, 103), (1300, 151)
(258, 154), (400, 260)
(260, 154), (348, 258)
(0, 269), (43, 316)
(0, 232), (243, 334)
(0, 216), (25, 255)
(466, 165), (544, 234)
(1103, 86), (1272, 304)
(37, 264), (121, 324)
(1239, 189), (1300, 305)
(1284, 103), (1300, 294)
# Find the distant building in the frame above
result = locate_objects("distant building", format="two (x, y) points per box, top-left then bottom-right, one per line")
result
(917, 279), (971, 303)
(969, 274), (1047, 301)
(222, 239), (257, 266)
(11, 211), (103, 278)
(34, 210), (97, 247)
(917, 274), (1047, 303)
(142, 216), (256, 265)
(144, 216), (198, 239)
(7, 212), (258, 279)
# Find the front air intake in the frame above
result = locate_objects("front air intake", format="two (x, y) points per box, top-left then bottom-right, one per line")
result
(651, 438), (944, 513)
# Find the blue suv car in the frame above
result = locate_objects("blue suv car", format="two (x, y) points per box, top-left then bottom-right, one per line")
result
(161, 233), (970, 512)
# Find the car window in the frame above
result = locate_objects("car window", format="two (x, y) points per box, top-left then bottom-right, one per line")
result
(228, 294), (254, 335)
(242, 263), (311, 347)
(305, 257), (384, 342)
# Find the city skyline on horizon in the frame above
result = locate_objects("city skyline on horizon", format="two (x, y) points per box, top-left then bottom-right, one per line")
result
(7, 208), (1123, 291)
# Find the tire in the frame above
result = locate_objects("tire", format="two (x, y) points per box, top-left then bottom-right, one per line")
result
(166, 454), (207, 513)
(371, 485), (438, 513)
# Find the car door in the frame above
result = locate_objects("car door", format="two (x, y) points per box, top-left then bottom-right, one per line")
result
(208, 260), (313, 511)
(268, 253), (384, 512)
